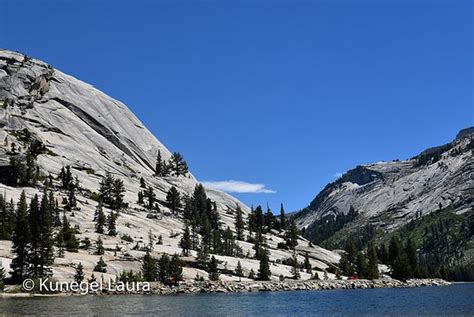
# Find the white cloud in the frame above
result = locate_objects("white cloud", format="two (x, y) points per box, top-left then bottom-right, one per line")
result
(333, 172), (343, 179)
(202, 180), (276, 194)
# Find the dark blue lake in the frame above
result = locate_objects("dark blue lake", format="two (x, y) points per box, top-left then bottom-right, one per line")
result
(0, 283), (473, 316)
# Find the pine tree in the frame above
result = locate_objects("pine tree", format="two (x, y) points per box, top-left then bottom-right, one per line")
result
(388, 236), (402, 265)
(166, 186), (181, 214)
(263, 206), (274, 232)
(88, 273), (97, 283)
(81, 237), (91, 250)
(235, 205), (245, 241)
(200, 215), (212, 249)
(142, 251), (157, 281)
(257, 251), (271, 281)
(392, 251), (411, 281)
(280, 203), (286, 230)
(248, 268), (256, 279)
(107, 211), (117, 236)
(28, 192), (54, 278)
(59, 214), (79, 252)
(140, 177), (146, 188)
(158, 254), (171, 284)
(162, 161), (171, 177)
(367, 244), (379, 280)
(155, 150), (164, 176)
(235, 260), (244, 277)
(10, 191), (30, 282)
(170, 152), (189, 177)
(193, 184), (208, 216)
(99, 172), (115, 206)
(253, 230), (265, 260)
(111, 179), (125, 210)
(222, 226), (235, 256)
(405, 239), (420, 278)
(74, 263), (85, 283)
(0, 195), (13, 240)
(93, 257), (107, 273)
(249, 206), (264, 233)
(56, 226), (65, 258)
(356, 252), (368, 278)
(208, 256), (220, 281)
(304, 252), (312, 273)
(180, 224), (192, 256)
(95, 203), (106, 234)
(96, 237), (105, 255)
(24, 151), (38, 186)
(137, 191), (144, 205)
(148, 229), (155, 252)
(60, 166), (73, 190)
(48, 191), (60, 227)
(66, 184), (77, 211)
(285, 220), (299, 249)
(207, 200), (220, 230)
(377, 244), (389, 264)
(290, 252), (300, 280)
(144, 186), (156, 210)
(339, 238), (359, 277)
(169, 254), (183, 285)
(344, 238), (358, 267)
(338, 254), (352, 277)
(196, 245), (209, 270)
(212, 229), (223, 254)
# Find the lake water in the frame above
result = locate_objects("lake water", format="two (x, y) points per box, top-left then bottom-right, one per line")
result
(0, 283), (473, 316)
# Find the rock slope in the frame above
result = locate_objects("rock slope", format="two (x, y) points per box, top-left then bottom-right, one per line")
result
(294, 127), (473, 235)
(0, 49), (340, 282)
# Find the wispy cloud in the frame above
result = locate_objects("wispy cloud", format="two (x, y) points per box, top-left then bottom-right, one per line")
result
(333, 172), (343, 179)
(202, 180), (276, 194)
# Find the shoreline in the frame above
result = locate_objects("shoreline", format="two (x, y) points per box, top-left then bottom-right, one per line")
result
(150, 278), (451, 296)
(0, 278), (451, 298)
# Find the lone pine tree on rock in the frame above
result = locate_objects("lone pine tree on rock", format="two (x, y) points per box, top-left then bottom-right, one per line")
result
(144, 186), (156, 210)
(95, 237), (105, 255)
(235, 260), (244, 277)
(95, 203), (106, 234)
(180, 224), (192, 256)
(94, 257), (107, 273)
(166, 186), (181, 214)
(74, 262), (85, 284)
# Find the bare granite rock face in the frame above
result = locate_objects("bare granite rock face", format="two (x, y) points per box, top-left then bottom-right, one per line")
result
(0, 49), (341, 282)
(294, 129), (473, 233)
(0, 49), (246, 211)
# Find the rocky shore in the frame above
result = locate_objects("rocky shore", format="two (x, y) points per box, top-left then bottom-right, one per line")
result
(148, 278), (450, 296)
(0, 278), (450, 297)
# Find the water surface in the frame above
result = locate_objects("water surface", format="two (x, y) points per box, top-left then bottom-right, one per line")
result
(0, 283), (473, 316)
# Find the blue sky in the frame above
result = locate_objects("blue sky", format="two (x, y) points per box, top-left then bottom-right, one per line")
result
(1, 0), (472, 212)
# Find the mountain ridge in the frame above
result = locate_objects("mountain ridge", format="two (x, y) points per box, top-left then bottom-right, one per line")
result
(293, 127), (473, 277)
